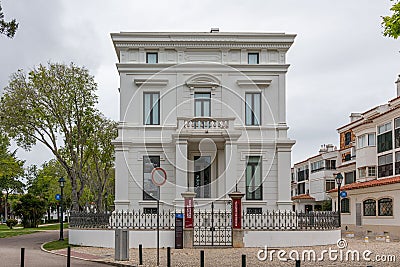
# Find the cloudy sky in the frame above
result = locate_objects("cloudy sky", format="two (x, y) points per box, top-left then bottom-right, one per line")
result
(0, 0), (399, 166)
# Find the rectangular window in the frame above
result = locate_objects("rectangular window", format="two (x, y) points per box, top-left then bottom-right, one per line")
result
(143, 156), (160, 200)
(377, 122), (392, 153)
(395, 152), (400, 175)
(344, 171), (356, 185)
(344, 132), (352, 146)
(368, 166), (376, 177)
(297, 183), (305, 195)
(246, 156), (262, 200)
(146, 52), (158, 63)
(368, 133), (376, 146)
(358, 135), (366, 148)
(325, 180), (335, 191)
(144, 92), (160, 125)
(358, 133), (376, 148)
(378, 153), (393, 178)
(311, 160), (324, 173)
(358, 167), (366, 178)
(248, 53), (259, 64)
(296, 166), (309, 182)
(363, 199), (376, 216)
(325, 160), (336, 170)
(245, 93), (261, 125)
(194, 93), (211, 117)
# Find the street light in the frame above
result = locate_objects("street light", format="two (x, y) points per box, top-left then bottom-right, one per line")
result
(335, 173), (343, 227)
(58, 177), (66, 241)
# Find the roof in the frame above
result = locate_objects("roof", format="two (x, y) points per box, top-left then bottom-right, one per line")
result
(291, 194), (315, 200)
(328, 176), (400, 193)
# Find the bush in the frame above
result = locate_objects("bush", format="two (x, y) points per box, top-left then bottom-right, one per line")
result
(6, 219), (18, 229)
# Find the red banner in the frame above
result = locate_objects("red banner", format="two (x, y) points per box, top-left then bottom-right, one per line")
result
(232, 198), (242, 229)
(184, 197), (194, 228)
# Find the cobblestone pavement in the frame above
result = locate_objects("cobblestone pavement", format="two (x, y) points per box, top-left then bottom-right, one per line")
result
(63, 237), (399, 267)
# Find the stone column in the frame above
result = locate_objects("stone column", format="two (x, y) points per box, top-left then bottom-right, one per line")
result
(229, 191), (245, 248)
(114, 145), (130, 211)
(181, 191), (197, 248)
(175, 139), (188, 201)
(225, 141), (237, 197)
(276, 146), (293, 210)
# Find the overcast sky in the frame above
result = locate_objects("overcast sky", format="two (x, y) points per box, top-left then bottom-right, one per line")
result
(0, 0), (399, 166)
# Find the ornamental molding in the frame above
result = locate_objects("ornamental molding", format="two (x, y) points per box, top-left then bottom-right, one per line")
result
(134, 79), (168, 86)
(115, 42), (291, 50)
(185, 74), (221, 89)
(236, 79), (272, 88)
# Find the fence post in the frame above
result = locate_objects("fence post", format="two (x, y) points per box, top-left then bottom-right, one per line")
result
(20, 248), (25, 267)
(242, 254), (246, 267)
(167, 247), (171, 267)
(296, 259), (301, 267)
(67, 246), (71, 267)
(139, 244), (143, 265)
(200, 250), (204, 267)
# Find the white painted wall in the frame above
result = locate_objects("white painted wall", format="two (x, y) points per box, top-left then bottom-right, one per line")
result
(243, 230), (341, 247)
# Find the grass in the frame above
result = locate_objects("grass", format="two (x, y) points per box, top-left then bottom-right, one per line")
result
(43, 238), (72, 251)
(0, 223), (69, 238)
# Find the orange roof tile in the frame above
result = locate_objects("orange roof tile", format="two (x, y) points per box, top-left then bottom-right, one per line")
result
(291, 194), (315, 200)
(328, 176), (400, 193)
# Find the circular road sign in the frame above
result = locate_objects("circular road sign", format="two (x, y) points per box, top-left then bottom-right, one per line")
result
(340, 191), (347, 198)
(151, 167), (167, 186)
(55, 194), (61, 201)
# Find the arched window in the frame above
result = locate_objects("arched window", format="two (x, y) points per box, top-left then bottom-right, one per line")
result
(378, 198), (393, 216)
(363, 199), (376, 216)
(341, 198), (350, 213)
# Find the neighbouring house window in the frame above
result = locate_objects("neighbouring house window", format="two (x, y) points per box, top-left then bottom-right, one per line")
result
(144, 92), (160, 125)
(325, 180), (335, 191)
(246, 208), (262, 214)
(296, 166), (309, 182)
(311, 160), (324, 173)
(395, 152), (400, 175)
(342, 152), (352, 162)
(368, 166), (376, 177)
(146, 52), (158, 63)
(194, 93), (211, 117)
(378, 198), (393, 216)
(377, 122), (392, 153)
(246, 156), (262, 200)
(248, 53), (259, 64)
(143, 156), (160, 200)
(358, 133), (376, 148)
(378, 153), (393, 178)
(325, 160), (336, 170)
(341, 198), (350, 213)
(363, 199), (376, 216)
(344, 171), (356, 184)
(358, 167), (366, 178)
(245, 93), (261, 125)
(395, 117), (400, 148)
(297, 183), (305, 195)
(344, 132), (352, 146)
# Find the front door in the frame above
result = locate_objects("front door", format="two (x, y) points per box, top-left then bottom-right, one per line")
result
(194, 156), (211, 198)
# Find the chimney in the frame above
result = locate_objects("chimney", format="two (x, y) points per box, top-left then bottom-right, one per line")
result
(396, 74), (400, 97)
(349, 113), (362, 122)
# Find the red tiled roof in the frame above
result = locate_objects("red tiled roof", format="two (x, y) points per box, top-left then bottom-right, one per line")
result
(328, 176), (400, 193)
(291, 194), (315, 200)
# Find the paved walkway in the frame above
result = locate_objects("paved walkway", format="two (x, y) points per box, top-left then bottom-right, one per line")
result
(0, 230), (109, 267)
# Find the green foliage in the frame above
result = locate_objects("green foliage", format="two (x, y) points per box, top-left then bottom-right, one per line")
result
(0, 2), (18, 38)
(382, 1), (400, 39)
(13, 193), (47, 228)
(43, 238), (72, 250)
(321, 199), (332, 211)
(5, 218), (17, 229)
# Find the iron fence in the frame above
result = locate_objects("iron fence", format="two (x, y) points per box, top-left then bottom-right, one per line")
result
(69, 212), (111, 229)
(242, 210), (338, 230)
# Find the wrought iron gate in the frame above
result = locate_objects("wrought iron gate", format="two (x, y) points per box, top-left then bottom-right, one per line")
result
(193, 203), (232, 246)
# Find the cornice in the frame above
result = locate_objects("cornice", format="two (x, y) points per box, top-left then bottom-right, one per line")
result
(114, 42), (292, 50)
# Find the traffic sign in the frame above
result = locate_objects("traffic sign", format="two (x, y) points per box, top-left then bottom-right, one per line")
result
(151, 167), (167, 186)
(55, 194), (61, 201)
(340, 191), (347, 198)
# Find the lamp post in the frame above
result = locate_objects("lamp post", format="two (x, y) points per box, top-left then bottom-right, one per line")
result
(58, 177), (66, 241)
(335, 173), (343, 227)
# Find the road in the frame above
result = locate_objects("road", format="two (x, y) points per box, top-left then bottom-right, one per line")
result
(0, 230), (109, 267)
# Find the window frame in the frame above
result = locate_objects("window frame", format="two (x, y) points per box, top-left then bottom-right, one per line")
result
(363, 199), (376, 216)
(378, 153), (393, 178)
(377, 122), (392, 153)
(245, 92), (261, 126)
(248, 52), (259, 64)
(341, 198), (350, 213)
(143, 156), (160, 200)
(378, 198), (393, 216)
(194, 92), (211, 117)
(146, 52), (158, 64)
(143, 92), (160, 125)
(246, 156), (263, 200)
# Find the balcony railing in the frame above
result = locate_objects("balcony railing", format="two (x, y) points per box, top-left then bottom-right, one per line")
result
(177, 117), (235, 130)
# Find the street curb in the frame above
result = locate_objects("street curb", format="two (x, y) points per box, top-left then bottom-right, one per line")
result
(40, 242), (136, 267)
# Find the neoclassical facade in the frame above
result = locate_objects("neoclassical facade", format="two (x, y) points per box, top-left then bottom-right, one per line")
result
(111, 31), (296, 212)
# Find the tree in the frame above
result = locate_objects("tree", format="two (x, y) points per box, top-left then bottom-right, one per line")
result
(0, 62), (99, 211)
(382, 1), (400, 39)
(0, 2), (18, 38)
(0, 133), (24, 220)
(13, 193), (47, 228)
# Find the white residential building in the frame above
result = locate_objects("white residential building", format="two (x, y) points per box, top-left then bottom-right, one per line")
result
(111, 30), (296, 213)
(291, 144), (338, 212)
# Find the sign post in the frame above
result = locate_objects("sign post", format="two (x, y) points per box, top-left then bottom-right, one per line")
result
(151, 167), (167, 267)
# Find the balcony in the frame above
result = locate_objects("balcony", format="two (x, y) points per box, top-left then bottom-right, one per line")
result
(177, 117), (235, 131)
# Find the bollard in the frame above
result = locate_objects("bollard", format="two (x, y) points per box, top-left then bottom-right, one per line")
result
(67, 246), (71, 267)
(386, 235), (390, 243)
(364, 236), (369, 243)
(139, 244), (143, 265)
(241, 254), (246, 267)
(167, 247), (171, 267)
(20, 248), (25, 267)
(295, 259), (301, 267)
(200, 250), (204, 267)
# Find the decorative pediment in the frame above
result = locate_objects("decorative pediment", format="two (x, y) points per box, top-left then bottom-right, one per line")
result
(236, 79), (272, 88)
(186, 74), (221, 90)
(134, 79), (168, 86)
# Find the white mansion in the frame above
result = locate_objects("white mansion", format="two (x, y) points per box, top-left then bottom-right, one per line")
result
(111, 30), (296, 212)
